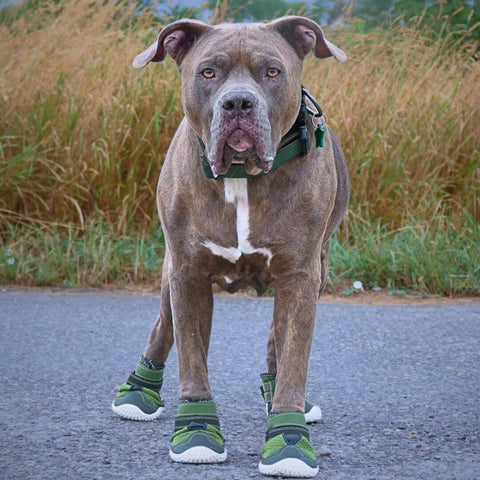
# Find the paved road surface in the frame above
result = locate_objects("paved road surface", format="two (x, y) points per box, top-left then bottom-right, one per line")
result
(1, 289), (479, 479)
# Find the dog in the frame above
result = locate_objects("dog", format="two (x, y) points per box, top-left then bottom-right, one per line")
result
(112, 16), (349, 478)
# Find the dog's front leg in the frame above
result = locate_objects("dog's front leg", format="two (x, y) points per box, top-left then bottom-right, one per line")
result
(259, 272), (320, 477)
(271, 274), (319, 414)
(168, 267), (213, 400)
(263, 292), (323, 425)
(167, 266), (227, 464)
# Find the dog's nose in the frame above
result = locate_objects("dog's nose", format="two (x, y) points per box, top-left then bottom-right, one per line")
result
(222, 91), (256, 115)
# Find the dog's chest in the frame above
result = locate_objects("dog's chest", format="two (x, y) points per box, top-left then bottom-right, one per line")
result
(202, 178), (273, 267)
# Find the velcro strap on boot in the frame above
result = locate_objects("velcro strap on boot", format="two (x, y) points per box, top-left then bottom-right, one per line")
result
(174, 400), (220, 432)
(266, 412), (309, 441)
(127, 361), (164, 391)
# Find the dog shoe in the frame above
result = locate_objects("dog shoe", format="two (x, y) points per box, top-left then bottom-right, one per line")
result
(169, 400), (227, 463)
(304, 400), (323, 423)
(259, 412), (319, 478)
(112, 359), (165, 421)
(170, 422), (227, 463)
(260, 373), (323, 424)
(112, 383), (165, 420)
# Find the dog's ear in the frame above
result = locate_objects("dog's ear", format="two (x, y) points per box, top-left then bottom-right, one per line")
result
(133, 19), (212, 68)
(269, 16), (346, 62)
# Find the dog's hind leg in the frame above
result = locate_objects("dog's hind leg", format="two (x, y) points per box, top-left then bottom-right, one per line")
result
(318, 239), (331, 295)
(111, 250), (174, 421)
(144, 250), (174, 364)
(266, 320), (277, 374)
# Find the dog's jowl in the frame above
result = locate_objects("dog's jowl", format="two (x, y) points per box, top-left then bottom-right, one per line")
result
(112, 16), (349, 478)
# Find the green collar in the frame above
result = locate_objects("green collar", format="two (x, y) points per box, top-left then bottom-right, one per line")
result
(198, 87), (325, 179)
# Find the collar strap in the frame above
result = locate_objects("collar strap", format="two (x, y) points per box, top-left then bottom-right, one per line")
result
(198, 87), (325, 180)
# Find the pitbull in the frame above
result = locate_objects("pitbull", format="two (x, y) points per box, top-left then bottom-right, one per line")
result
(112, 16), (349, 478)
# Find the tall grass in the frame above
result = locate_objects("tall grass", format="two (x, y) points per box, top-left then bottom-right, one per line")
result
(305, 20), (480, 228)
(0, 1), (182, 232)
(0, 1), (479, 294)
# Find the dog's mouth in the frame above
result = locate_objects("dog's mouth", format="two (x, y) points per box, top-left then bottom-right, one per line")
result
(226, 129), (254, 153)
(209, 127), (274, 177)
(223, 130), (266, 176)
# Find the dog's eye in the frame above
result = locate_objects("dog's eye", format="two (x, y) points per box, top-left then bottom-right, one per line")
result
(202, 68), (216, 79)
(266, 68), (280, 78)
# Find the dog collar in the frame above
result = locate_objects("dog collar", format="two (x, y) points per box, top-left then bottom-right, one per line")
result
(198, 87), (325, 180)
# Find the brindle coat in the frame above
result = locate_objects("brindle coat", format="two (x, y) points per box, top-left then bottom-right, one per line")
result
(133, 16), (349, 414)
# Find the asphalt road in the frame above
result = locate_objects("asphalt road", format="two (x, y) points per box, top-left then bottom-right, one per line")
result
(1, 289), (479, 480)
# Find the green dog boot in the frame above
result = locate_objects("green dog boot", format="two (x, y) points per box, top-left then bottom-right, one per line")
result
(259, 412), (319, 478)
(260, 373), (322, 423)
(112, 358), (165, 421)
(169, 400), (227, 464)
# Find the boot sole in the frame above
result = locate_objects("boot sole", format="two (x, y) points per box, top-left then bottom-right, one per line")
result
(111, 401), (165, 421)
(169, 446), (227, 464)
(259, 457), (319, 477)
(304, 405), (322, 423)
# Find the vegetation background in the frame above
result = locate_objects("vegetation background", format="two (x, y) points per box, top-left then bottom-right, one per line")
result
(0, 0), (479, 296)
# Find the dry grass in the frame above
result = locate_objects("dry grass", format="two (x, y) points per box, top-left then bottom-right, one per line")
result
(304, 23), (480, 230)
(1, 1), (183, 232)
(0, 0), (479, 293)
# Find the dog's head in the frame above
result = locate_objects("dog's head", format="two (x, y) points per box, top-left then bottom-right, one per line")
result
(134, 16), (346, 177)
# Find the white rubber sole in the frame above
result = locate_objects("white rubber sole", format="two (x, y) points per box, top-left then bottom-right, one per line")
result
(111, 401), (165, 421)
(304, 405), (323, 424)
(259, 458), (319, 478)
(169, 446), (228, 464)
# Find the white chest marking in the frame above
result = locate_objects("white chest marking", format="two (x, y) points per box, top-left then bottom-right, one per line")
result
(202, 178), (273, 266)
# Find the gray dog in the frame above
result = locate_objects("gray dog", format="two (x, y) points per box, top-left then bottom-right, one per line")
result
(112, 16), (349, 478)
